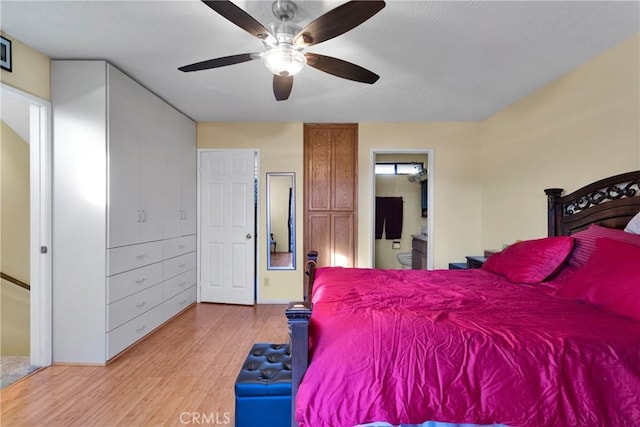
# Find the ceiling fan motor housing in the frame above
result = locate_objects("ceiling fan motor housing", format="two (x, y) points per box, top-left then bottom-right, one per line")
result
(266, 22), (302, 46)
(272, 0), (297, 22)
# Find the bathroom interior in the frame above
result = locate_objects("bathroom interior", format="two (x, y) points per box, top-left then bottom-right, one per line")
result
(374, 153), (429, 269)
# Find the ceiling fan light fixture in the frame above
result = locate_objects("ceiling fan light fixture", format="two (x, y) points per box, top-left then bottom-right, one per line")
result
(262, 44), (306, 76)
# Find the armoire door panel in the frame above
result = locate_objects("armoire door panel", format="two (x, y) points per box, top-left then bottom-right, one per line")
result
(107, 65), (143, 248)
(180, 115), (197, 236)
(162, 104), (185, 239)
(305, 127), (332, 211)
(332, 127), (357, 211)
(307, 213), (331, 268)
(139, 99), (167, 244)
(331, 213), (355, 267)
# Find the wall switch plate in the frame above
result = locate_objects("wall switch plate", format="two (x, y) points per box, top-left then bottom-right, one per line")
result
(392, 241), (401, 249)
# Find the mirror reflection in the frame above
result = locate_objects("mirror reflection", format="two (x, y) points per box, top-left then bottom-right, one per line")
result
(267, 172), (296, 270)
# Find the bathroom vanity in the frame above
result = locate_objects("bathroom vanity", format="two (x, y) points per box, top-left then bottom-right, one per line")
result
(411, 234), (428, 269)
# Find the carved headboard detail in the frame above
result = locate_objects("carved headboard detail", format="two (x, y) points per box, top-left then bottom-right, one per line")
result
(545, 170), (640, 237)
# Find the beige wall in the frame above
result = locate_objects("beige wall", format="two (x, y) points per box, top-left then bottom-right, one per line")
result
(197, 122), (304, 301)
(480, 34), (640, 251)
(374, 153), (427, 269)
(0, 32), (50, 100)
(1, 121), (31, 355)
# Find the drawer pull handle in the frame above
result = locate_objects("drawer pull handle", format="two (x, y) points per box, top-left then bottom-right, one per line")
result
(136, 301), (147, 310)
(136, 254), (146, 261)
(179, 300), (186, 306)
(178, 263), (186, 268)
(179, 281), (186, 287)
(178, 245), (186, 249)
(136, 278), (146, 285)
(136, 325), (147, 334)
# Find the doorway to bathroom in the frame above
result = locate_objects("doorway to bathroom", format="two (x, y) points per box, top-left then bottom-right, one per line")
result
(371, 149), (434, 270)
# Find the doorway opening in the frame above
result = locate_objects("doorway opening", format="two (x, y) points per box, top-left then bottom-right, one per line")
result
(370, 149), (434, 270)
(0, 83), (52, 387)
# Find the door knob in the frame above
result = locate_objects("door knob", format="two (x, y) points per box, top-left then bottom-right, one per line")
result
(246, 233), (253, 239)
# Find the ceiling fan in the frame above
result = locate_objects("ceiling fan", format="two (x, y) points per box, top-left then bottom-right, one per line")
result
(178, 0), (386, 101)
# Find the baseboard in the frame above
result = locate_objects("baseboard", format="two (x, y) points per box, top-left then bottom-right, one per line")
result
(256, 299), (293, 304)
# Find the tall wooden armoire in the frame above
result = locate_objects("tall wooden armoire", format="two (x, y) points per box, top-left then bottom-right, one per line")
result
(304, 124), (358, 268)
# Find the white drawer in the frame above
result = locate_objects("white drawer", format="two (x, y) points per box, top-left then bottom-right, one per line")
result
(164, 252), (196, 280)
(107, 282), (163, 331)
(163, 286), (196, 322)
(107, 241), (163, 276)
(107, 262), (164, 303)
(107, 304), (164, 359)
(164, 269), (196, 300)
(163, 235), (196, 260)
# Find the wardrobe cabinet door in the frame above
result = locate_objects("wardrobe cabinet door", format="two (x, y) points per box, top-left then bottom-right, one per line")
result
(180, 115), (197, 236)
(331, 213), (355, 267)
(107, 65), (142, 248)
(138, 90), (166, 244)
(162, 104), (183, 239)
(305, 127), (332, 211)
(332, 127), (357, 211)
(304, 124), (358, 268)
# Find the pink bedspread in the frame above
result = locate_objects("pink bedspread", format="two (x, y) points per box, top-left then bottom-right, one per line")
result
(296, 267), (640, 427)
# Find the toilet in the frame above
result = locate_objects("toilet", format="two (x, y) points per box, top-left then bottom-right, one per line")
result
(396, 252), (412, 269)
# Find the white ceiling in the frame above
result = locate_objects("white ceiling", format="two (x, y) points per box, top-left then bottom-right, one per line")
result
(1, 0), (638, 123)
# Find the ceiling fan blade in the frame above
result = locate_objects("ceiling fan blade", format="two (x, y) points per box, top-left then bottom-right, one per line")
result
(273, 75), (293, 101)
(178, 53), (259, 72)
(202, 0), (276, 44)
(305, 53), (379, 84)
(293, 0), (385, 47)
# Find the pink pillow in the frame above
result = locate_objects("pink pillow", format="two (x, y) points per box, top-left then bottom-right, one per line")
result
(482, 236), (574, 284)
(568, 224), (640, 268)
(559, 238), (640, 321)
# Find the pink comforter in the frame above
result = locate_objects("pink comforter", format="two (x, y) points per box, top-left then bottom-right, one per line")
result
(296, 267), (640, 427)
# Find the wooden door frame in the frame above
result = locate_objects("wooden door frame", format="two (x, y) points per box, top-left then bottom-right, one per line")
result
(196, 148), (260, 304)
(369, 148), (435, 269)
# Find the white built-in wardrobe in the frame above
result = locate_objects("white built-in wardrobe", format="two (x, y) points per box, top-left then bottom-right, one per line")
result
(52, 61), (196, 364)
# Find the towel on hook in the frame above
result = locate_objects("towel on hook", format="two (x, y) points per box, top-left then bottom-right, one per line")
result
(375, 197), (403, 240)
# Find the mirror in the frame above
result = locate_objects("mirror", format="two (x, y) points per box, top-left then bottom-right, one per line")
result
(267, 172), (296, 270)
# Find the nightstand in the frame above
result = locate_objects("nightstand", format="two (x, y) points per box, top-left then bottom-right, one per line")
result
(465, 256), (487, 269)
(448, 262), (467, 270)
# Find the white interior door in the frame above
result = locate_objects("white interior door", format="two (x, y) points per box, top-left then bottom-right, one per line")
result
(199, 150), (256, 305)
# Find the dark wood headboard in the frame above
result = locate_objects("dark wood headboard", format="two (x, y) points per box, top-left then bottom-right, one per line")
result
(545, 170), (640, 237)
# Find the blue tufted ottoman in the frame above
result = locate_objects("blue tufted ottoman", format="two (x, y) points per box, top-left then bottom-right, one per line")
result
(235, 343), (292, 427)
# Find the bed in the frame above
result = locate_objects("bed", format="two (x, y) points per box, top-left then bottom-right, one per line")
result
(285, 170), (640, 427)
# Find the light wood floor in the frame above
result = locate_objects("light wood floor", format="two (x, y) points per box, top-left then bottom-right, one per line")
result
(0, 303), (289, 426)
(270, 252), (293, 268)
